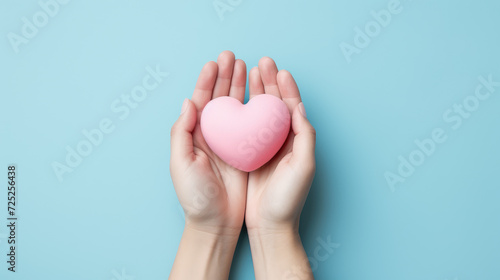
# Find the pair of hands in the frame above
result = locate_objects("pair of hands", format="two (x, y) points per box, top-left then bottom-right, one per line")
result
(169, 51), (316, 280)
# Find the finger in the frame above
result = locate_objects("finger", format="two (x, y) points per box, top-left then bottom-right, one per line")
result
(258, 56), (281, 98)
(170, 99), (197, 170)
(277, 70), (302, 113)
(249, 67), (264, 99)
(192, 61), (218, 113)
(290, 103), (316, 173)
(228, 59), (246, 103)
(212, 50), (236, 99)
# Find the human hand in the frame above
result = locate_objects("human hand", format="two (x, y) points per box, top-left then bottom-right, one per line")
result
(170, 50), (248, 236)
(169, 51), (248, 279)
(245, 57), (316, 279)
(169, 53), (316, 280)
(246, 57), (316, 234)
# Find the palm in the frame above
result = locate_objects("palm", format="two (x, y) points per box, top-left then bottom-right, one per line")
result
(245, 57), (313, 231)
(170, 51), (248, 233)
(246, 132), (298, 229)
(188, 124), (247, 228)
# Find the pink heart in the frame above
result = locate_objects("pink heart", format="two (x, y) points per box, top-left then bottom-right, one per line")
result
(201, 95), (291, 172)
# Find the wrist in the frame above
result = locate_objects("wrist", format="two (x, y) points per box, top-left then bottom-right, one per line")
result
(184, 220), (242, 240)
(169, 225), (240, 280)
(184, 222), (241, 244)
(247, 226), (312, 280)
(246, 216), (300, 237)
(247, 226), (301, 250)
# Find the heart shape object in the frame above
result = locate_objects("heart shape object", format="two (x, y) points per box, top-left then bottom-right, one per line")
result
(201, 95), (291, 172)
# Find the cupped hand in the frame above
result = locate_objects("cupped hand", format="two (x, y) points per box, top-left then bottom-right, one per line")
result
(170, 51), (248, 237)
(245, 57), (317, 234)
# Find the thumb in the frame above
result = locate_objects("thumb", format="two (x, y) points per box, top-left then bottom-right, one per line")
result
(290, 102), (316, 172)
(170, 98), (197, 169)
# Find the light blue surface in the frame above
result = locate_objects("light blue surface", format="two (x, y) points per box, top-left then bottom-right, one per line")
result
(1, 0), (499, 279)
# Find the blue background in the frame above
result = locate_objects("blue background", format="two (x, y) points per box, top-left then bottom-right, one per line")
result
(1, 0), (499, 279)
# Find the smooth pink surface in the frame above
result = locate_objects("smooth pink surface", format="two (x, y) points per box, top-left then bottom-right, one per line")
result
(201, 95), (291, 172)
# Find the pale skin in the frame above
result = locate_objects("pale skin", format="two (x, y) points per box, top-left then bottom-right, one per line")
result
(169, 51), (316, 280)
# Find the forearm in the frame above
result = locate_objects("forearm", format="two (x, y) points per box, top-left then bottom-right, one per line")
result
(248, 228), (314, 280)
(169, 225), (239, 280)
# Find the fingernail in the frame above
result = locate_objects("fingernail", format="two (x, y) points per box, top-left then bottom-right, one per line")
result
(181, 98), (189, 115)
(298, 102), (307, 118)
